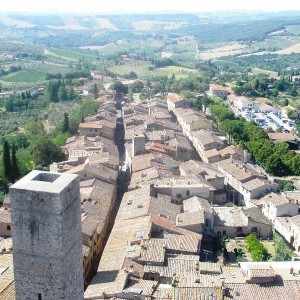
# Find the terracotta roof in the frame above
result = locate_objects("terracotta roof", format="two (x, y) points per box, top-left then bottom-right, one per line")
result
(242, 178), (272, 192)
(243, 207), (272, 225)
(213, 207), (248, 227)
(268, 132), (298, 142)
(210, 84), (230, 92)
(174, 287), (222, 300)
(149, 193), (181, 222)
(261, 193), (292, 207)
(224, 281), (300, 300)
(140, 238), (166, 264)
(203, 148), (221, 159)
(151, 215), (197, 236)
(167, 93), (185, 103)
(192, 130), (225, 148)
(176, 211), (205, 227)
(79, 123), (102, 129)
(183, 196), (213, 213)
(217, 159), (263, 182)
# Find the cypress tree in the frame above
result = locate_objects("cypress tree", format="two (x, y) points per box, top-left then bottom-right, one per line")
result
(62, 113), (69, 133)
(11, 144), (20, 183)
(2, 141), (12, 182)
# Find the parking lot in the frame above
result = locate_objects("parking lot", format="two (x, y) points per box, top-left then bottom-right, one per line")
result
(236, 108), (297, 133)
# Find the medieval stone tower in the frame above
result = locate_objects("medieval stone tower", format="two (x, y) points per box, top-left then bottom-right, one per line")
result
(132, 133), (146, 156)
(10, 171), (84, 300)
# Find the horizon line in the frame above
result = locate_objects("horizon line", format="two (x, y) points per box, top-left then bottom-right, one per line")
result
(1, 9), (300, 15)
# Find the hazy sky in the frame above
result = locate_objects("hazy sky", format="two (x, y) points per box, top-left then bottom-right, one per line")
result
(2, 0), (300, 14)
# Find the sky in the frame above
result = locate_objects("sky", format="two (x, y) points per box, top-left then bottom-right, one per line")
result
(1, 0), (300, 14)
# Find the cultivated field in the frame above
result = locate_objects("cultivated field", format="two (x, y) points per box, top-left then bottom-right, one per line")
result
(0, 69), (45, 83)
(45, 48), (97, 61)
(131, 21), (186, 31)
(96, 18), (118, 30)
(198, 43), (248, 60)
(108, 62), (199, 79)
(251, 68), (278, 78)
(276, 43), (300, 54)
(285, 25), (300, 36)
(0, 16), (35, 28)
(47, 16), (86, 30)
(79, 43), (114, 50)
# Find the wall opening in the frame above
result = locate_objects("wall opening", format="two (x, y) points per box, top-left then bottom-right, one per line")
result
(32, 173), (60, 183)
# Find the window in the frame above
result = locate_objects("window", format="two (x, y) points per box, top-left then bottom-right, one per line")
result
(7, 225), (10, 231)
(38, 294), (42, 300)
(177, 194), (182, 199)
(223, 230), (227, 236)
(186, 191), (190, 196)
(252, 227), (258, 233)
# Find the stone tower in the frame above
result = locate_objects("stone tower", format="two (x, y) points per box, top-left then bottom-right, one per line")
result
(132, 133), (146, 156)
(10, 171), (84, 300)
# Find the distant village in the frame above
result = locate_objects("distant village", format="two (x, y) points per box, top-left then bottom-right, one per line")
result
(0, 75), (300, 300)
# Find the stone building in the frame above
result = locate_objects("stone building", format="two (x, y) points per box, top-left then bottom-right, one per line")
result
(10, 171), (84, 300)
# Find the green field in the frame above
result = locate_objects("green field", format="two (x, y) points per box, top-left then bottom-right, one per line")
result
(251, 68), (278, 78)
(0, 69), (45, 83)
(213, 60), (242, 71)
(108, 62), (199, 79)
(46, 47), (98, 61)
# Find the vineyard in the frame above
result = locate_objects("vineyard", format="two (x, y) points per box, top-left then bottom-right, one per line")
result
(108, 62), (199, 79)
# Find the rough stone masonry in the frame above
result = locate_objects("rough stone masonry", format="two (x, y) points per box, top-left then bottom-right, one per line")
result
(10, 171), (84, 300)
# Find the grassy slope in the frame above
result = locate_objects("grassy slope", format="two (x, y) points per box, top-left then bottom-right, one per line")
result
(0, 69), (45, 82)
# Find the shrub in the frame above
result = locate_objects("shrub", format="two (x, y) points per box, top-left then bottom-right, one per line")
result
(246, 234), (269, 261)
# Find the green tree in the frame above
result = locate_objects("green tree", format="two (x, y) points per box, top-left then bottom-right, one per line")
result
(25, 119), (45, 136)
(252, 78), (260, 90)
(0, 177), (8, 194)
(283, 98), (289, 106)
(273, 233), (294, 261)
(244, 123), (268, 141)
(277, 180), (295, 192)
(255, 141), (273, 165)
(67, 87), (76, 100)
(109, 81), (128, 94)
(290, 155), (300, 176)
(290, 87), (298, 97)
(129, 71), (138, 79)
(5, 98), (14, 112)
(246, 234), (269, 262)
(130, 80), (144, 93)
(2, 141), (12, 182)
(219, 120), (245, 144)
(265, 154), (289, 176)
(30, 136), (64, 167)
(92, 83), (98, 98)
(57, 86), (67, 101)
(11, 144), (20, 182)
(210, 105), (235, 128)
(62, 113), (69, 133)
(16, 148), (34, 176)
